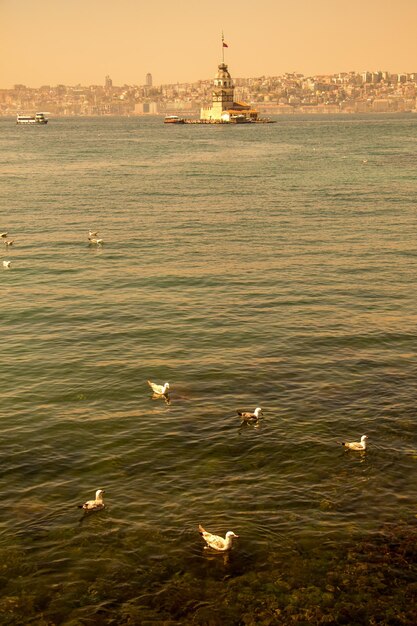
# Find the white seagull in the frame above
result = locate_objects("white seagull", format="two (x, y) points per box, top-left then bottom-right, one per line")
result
(0, 233), (8, 238)
(147, 380), (170, 395)
(77, 489), (105, 511)
(4, 240), (14, 246)
(88, 230), (98, 237)
(341, 435), (368, 451)
(88, 237), (104, 245)
(237, 407), (262, 421)
(198, 524), (239, 552)
(3, 260), (11, 269)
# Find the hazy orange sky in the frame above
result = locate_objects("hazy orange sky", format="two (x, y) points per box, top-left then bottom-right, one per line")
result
(1, 0), (417, 88)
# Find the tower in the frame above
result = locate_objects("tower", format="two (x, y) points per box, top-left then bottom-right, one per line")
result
(105, 75), (113, 89)
(210, 63), (235, 117)
(199, 35), (257, 122)
(146, 73), (153, 87)
(200, 61), (236, 121)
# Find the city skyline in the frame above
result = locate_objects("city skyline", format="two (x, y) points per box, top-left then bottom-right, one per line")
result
(3, 68), (416, 118)
(6, 67), (417, 91)
(2, 0), (417, 88)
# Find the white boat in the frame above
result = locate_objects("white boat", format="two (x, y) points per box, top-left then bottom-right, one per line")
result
(164, 115), (185, 124)
(16, 112), (48, 125)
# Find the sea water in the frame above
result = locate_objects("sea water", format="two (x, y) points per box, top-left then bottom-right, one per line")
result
(0, 115), (416, 624)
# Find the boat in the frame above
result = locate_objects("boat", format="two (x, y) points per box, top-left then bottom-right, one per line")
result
(164, 115), (185, 124)
(229, 114), (253, 123)
(16, 112), (48, 125)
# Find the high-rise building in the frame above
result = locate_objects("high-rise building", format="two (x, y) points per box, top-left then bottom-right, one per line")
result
(146, 73), (153, 87)
(105, 75), (113, 89)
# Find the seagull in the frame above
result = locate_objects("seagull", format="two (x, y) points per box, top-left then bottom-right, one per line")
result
(4, 240), (14, 246)
(88, 237), (104, 245)
(237, 407), (262, 421)
(77, 489), (105, 511)
(147, 380), (170, 395)
(3, 260), (11, 269)
(198, 524), (239, 552)
(0, 233), (8, 238)
(341, 435), (368, 451)
(88, 230), (98, 237)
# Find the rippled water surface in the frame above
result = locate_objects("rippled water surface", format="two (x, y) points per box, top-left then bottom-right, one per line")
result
(0, 115), (416, 624)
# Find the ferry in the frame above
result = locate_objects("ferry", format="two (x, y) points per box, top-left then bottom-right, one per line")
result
(164, 115), (185, 124)
(16, 112), (48, 125)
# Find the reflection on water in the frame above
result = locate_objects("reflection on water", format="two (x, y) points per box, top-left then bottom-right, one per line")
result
(0, 115), (416, 624)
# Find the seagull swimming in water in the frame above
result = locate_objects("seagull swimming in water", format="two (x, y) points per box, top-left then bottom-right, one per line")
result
(4, 240), (14, 246)
(147, 380), (170, 395)
(0, 233), (8, 238)
(341, 435), (368, 451)
(3, 260), (11, 269)
(88, 237), (104, 245)
(88, 230), (98, 237)
(77, 489), (105, 511)
(237, 407), (262, 421)
(198, 524), (239, 552)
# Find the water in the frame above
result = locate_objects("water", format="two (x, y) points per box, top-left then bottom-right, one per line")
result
(0, 115), (416, 624)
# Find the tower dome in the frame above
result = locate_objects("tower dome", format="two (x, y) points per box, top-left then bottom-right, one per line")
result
(214, 63), (233, 89)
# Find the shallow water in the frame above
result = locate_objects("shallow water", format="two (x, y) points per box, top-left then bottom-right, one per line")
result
(0, 114), (416, 624)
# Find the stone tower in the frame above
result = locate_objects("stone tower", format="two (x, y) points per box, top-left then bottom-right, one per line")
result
(200, 63), (235, 121)
(211, 63), (234, 116)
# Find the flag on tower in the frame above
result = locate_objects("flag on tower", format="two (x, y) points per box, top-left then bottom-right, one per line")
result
(223, 41), (228, 48)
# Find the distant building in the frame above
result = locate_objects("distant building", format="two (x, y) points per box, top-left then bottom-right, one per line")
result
(373, 99), (390, 112)
(146, 73), (153, 87)
(134, 101), (159, 115)
(105, 75), (113, 89)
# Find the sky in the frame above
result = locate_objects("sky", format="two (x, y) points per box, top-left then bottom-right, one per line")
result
(1, 0), (417, 88)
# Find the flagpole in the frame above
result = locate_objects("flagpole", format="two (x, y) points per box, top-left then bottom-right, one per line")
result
(222, 31), (224, 64)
